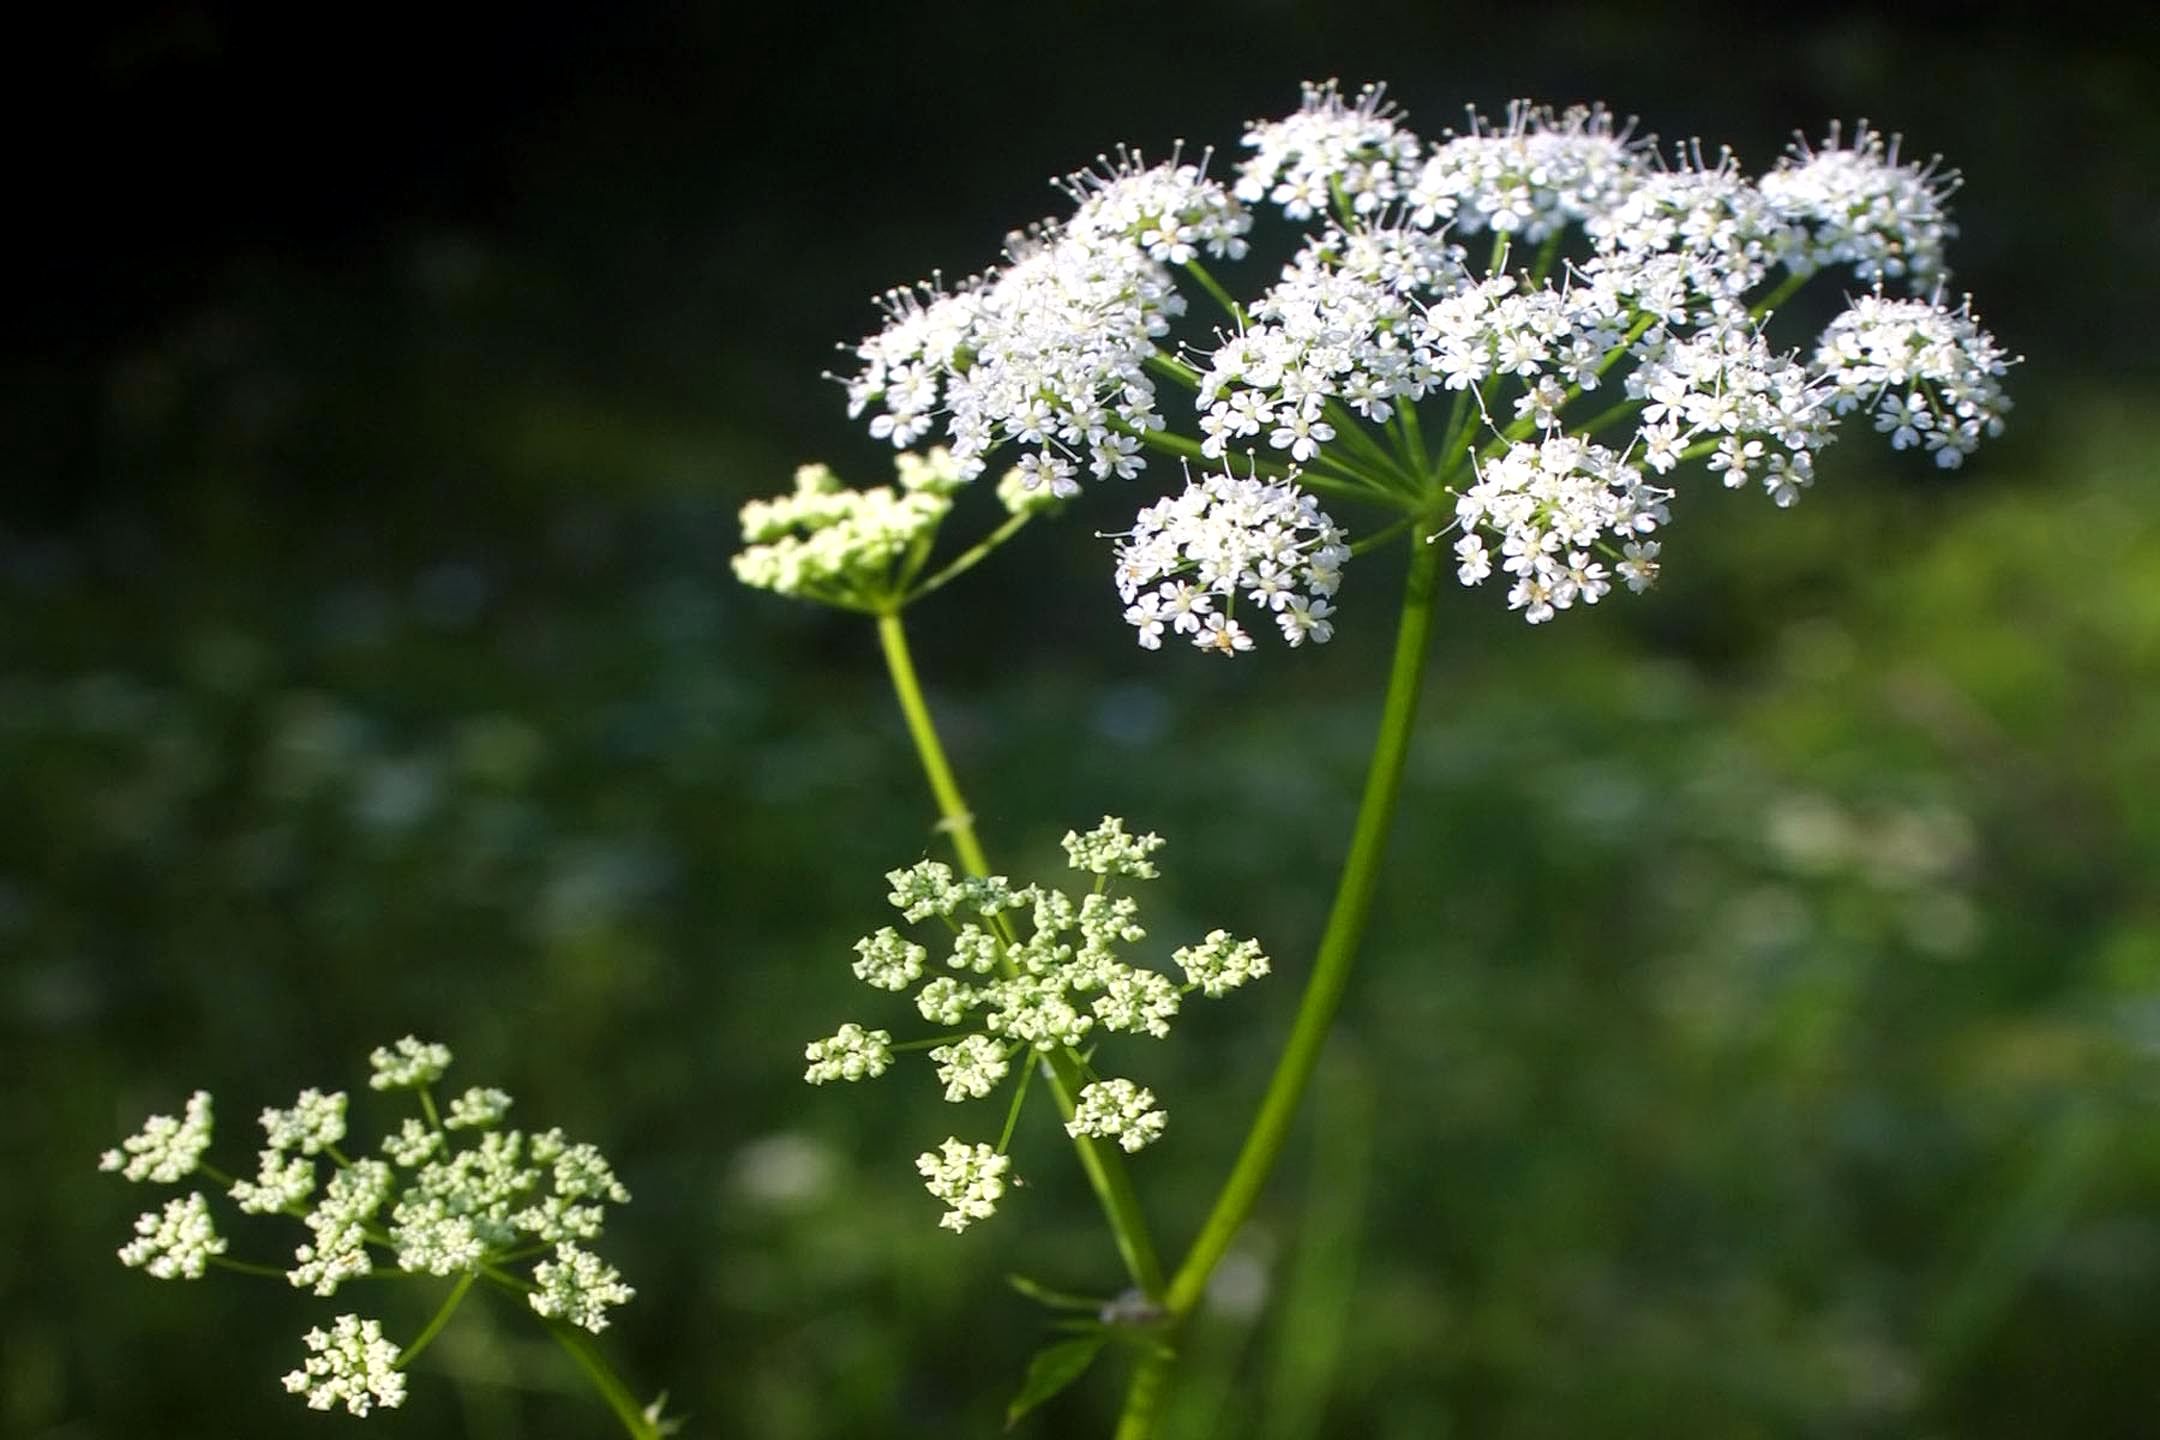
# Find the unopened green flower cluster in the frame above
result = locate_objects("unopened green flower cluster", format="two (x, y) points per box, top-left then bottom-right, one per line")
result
(732, 447), (1058, 611)
(100, 1037), (636, 1417)
(804, 818), (1270, 1231)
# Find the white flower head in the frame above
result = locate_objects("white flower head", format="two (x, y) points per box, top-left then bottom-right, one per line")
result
(803, 1023), (894, 1084)
(1408, 100), (1649, 240)
(444, 1086), (513, 1131)
(916, 1138), (1013, 1232)
(1813, 289), (2016, 469)
(369, 1036), (453, 1091)
(1062, 815), (1167, 879)
(1066, 1079), (1168, 1153)
(117, 1191), (227, 1279)
(1173, 929), (1272, 997)
(1763, 120), (1959, 284)
(100, 1090), (214, 1183)
(733, 452), (967, 605)
(281, 1315), (407, 1416)
(930, 1034), (1011, 1102)
(1237, 80), (1420, 221)
(852, 927), (928, 992)
(1112, 467), (1347, 656)
(230, 1148), (318, 1214)
(529, 1241), (636, 1334)
(259, 1088), (348, 1156)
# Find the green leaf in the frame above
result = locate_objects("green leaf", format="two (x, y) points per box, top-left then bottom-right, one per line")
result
(1005, 1335), (1110, 1430)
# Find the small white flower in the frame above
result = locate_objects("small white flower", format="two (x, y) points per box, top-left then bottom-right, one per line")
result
(1618, 540), (1662, 592)
(1193, 612), (1255, 656)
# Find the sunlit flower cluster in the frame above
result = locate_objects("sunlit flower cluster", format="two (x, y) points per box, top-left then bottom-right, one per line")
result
(1234, 80), (1418, 220)
(102, 1037), (638, 1418)
(845, 155), (1250, 488)
(283, 1315), (407, 1416)
(803, 818), (1268, 1231)
(1113, 468), (1347, 653)
(817, 80), (2014, 638)
(1814, 290), (2014, 468)
(1406, 102), (1645, 240)
(733, 450), (969, 605)
(1762, 121), (1958, 284)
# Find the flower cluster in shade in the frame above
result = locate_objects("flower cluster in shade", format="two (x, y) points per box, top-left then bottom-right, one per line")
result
(100, 1037), (637, 1417)
(1114, 466), (1347, 653)
(732, 448), (1060, 610)
(828, 79), (2012, 634)
(803, 818), (1269, 1232)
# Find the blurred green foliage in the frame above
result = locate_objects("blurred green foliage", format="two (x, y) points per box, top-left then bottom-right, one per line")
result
(6, 5), (2159, 1438)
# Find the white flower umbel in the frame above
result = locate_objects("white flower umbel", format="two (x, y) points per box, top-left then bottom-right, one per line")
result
(1113, 467), (1347, 656)
(282, 1315), (407, 1416)
(1066, 1079), (1169, 1154)
(443, 1086), (513, 1130)
(369, 1035), (453, 1090)
(1062, 815), (1167, 879)
(259, 1088), (348, 1156)
(105, 1038), (642, 1421)
(806, 820), (1269, 1230)
(229, 1148), (318, 1214)
(812, 83), (2013, 639)
(1236, 80), (1419, 221)
(530, 1241), (636, 1334)
(99, 1090), (214, 1183)
(1762, 121), (1958, 285)
(1451, 435), (1662, 624)
(931, 1034), (1012, 1102)
(1174, 929), (1273, 998)
(290, 1158), (392, 1296)
(916, 1139), (1013, 1233)
(117, 1191), (227, 1279)
(732, 451), (969, 606)
(803, 1023), (895, 1084)
(845, 155), (1249, 484)
(1405, 101), (1647, 240)
(1814, 290), (2016, 468)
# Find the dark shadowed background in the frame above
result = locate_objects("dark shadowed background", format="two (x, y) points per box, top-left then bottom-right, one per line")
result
(6, 3), (2159, 1437)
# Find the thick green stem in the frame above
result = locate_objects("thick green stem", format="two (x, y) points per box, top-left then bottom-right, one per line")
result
(1114, 524), (1443, 1439)
(874, 610), (1166, 1298)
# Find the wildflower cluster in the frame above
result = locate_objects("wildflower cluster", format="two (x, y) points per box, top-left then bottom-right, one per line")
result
(1114, 466), (1346, 653)
(1814, 290), (2014, 468)
(100, 1038), (637, 1418)
(823, 79), (2013, 642)
(844, 153), (1250, 489)
(803, 818), (1267, 1232)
